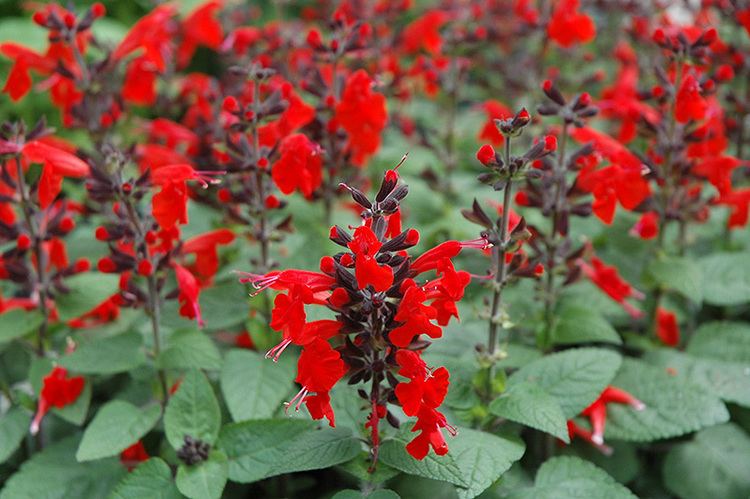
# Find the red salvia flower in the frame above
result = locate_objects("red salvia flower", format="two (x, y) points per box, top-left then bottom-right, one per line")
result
(177, 0), (224, 69)
(271, 134), (323, 198)
(333, 70), (388, 166)
(478, 100), (513, 146)
(181, 229), (235, 284)
(579, 256), (644, 318)
(151, 164), (221, 230)
(675, 73), (707, 124)
(400, 10), (449, 55)
(20, 140), (89, 209)
(120, 441), (149, 471)
(719, 188), (750, 229)
(630, 212), (659, 240)
(111, 5), (177, 71)
(30, 366), (85, 435)
(576, 386), (645, 448)
(349, 225), (394, 292)
(173, 263), (204, 327)
(547, 0), (596, 48)
(656, 307), (680, 347)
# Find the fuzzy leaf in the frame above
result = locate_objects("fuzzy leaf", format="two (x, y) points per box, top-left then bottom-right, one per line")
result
(175, 451), (228, 499)
(0, 407), (31, 464)
(507, 348), (622, 418)
(551, 304), (621, 345)
(159, 328), (222, 371)
(164, 370), (221, 450)
(218, 419), (359, 483)
(699, 253), (750, 306)
(505, 456), (636, 498)
(490, 382), (569, 442)
(220, 349), (295, 422)
(604, 358), (729, 441)
(646, 256), (703, 302)
(109, 458), (182, 499)
(77, 401), (161, 461)
(0, 309), (44, 344)
(59, 332), (145, 375)
(55, 272), (120, 322)
(687, 321), (750, 364)
(663, 423), (750, 499)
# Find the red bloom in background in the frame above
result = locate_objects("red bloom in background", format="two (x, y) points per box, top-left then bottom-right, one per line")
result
(289, 338), (347, 427)
(580, 256), (644, 318)
(719, 188), (750, 229)
(478, 100), (513, 146)
(0, 44), (55, 101)
(151, 164), (221, 230)
(120, 441), (149, 471)
(578, 386), (645, 446)
(112, 5), (176, 71)
(656, 307), (680, 347)
(173, 263), (204, 326)
(181, 229), (235, 283)
(30, 366), (85, 435)
(271, 134), (323, 197)
(122, 56), (159, 106)
(630, 212), (659, 240)
(334, 70), (388, 166)
(177, 0), (224, 68)
(675, 73), (707, 124)
(400, 10), (449, 55)
(348, 225), (393, 292)
(547, 0), (596, 48)
(692, 156), (741, 196)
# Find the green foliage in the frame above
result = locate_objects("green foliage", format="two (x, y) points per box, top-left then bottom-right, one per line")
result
(59, 332), (146, 375)
(550, 303), (622, 345)
(158, 328), (222, 371)
(646, 255), (703, 302)
(0, 407), (30, 464)
(109, 458), (182, 499)
(699, 253), (750, 306)
(55, 273), (121, 322)
(164, 370), (221, 450)
(77, 401), (161, 461)
(490, 382), (569, 441)
(175, 451), (228, 499)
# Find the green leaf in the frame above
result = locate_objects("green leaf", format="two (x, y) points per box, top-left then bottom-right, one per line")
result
(218, 419), (359, 483)
(220, 349), (295, 422)
(604, 358), (729, 441)
(332, 490), (400, 499)
(489, 382), (569, 442)
(646, 256), (703, 302)
(0, 436), (125, 499)
(337, 453), (400, 485)
(699, 252), (750, 306)
(0, 407), (31, 464)
(197, 281), (249, 330)
(449, 428), (525, 499)
(164, 370), (221, 450)
(687, 321), (750, 364)
(0, 309), (43, 344)
(176, 451), (228, 499)
(77, 401), (161, 462)
(379, 431), (467, 489)
(507, 348), (622, 418)
(109, 458), (182, 499)
(663, 423), (750, 499)
(55, 272), (121, 321)
(644, 349), (750, 407)
(505, 456), (636, 499)
(551, 304), (621, 345)
(59, 332), (146, 375)
(159, 328), (222, 371)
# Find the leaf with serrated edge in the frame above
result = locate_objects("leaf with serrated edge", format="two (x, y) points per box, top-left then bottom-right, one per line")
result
(551, 305), (622, 345)
(490, 382), (569, 442)
(450, 428), (525, 499)
(109, 458), (182, 499)
(505, 456), (637, 499)
(605, 358), (729, 441)
(378, 431), (467, 488)
(176, 451), (228, 499)
(220, 349), (294, 421)
(164, 370), (221, 449)
(663, 423), (750, 499)
(77, 401), (161, 461)
(218, 419), (359, 483)
(159, 328), (221, 371)
(508, 348), (622, 418)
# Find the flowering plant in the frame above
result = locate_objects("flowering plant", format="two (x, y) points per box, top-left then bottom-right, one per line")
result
(0, 2), (749, 499)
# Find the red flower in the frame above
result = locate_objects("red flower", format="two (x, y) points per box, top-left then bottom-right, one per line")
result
(177, 1), (224, 69)
(692, 156), (741, 196)
(120, 441), (149, 471)
(547, 0), (596, 48)
(576, 386), (645, 448)
(122, 56), (158, 106)
(656, 308), (680, 347)
(182, 229), (235, 283)
(400, 10), (449, 55)
(348, 226), (393, 292)
(576, 161), (650, 224)
(478, 100), (513, 145)
(173, 263), (203, 327)
(30, 366), (85, 435)
(112, 5), (176, 71)
(394, 350), (454, 460)
(422, 259), (471, 325)
(476, 144), (496, 166)
(719, 188), (750, 229)
(151, 164), (221, 230)
(19, 140), (89, 209)
(579, 256), (644, 318)
(334, 70), (388, 166)
(288, 338), (346, 427)
(410, 237), (489, 274)
(271, 134), (323, 197)
(0, 44), (54, 101)
(675, 73), (707, 124)
(390, 284), (442, 347)
(630, 212), (659, 240)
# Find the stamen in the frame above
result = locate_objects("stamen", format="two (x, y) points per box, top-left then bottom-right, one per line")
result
(265, 339), (292, 362)
(393, 152), (409, 170)
(460, 236), (492, 250)
(284, 387), (309, 415)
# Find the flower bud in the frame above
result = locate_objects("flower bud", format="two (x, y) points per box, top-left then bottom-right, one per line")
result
(476, 144), (496, 165)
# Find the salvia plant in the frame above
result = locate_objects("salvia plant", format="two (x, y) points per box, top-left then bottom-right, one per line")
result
(0, 2), (749, 499)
